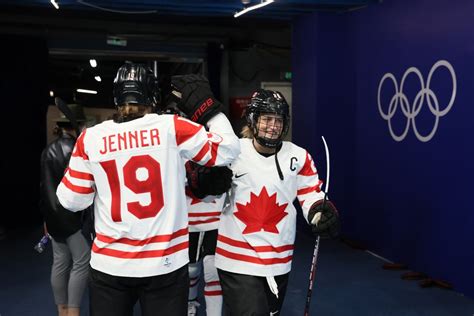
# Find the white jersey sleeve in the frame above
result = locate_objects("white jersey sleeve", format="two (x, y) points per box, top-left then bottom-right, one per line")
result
(174, 113), (240, 167)
(57, 129), (95, 212)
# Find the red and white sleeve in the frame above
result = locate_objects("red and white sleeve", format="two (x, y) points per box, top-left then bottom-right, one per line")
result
(296, 151), (325, 222)
(174, 113), (240, 167)
(56, 130), (95, 212)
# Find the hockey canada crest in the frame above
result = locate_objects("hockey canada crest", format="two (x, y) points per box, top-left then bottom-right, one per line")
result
(234, 187), (288, 234)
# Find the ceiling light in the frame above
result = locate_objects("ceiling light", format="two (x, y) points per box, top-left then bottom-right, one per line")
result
(50, 0), (59, 10)
(89, 59), (97, 68)
(234, 0), (274, 18)
(94, 76), (102, 82)
(49, 91), (54, 97)
(77, 89), (98, 94)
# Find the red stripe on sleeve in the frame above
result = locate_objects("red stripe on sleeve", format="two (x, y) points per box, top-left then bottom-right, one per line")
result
(191, 143), (210, 162)
(71, 129), (89, 160)
(68, 168), (94, 181)
(298, 152), (317, 176)
(204, 141), (219, 167)
(297, 180), (323, 195)
(174, 115), (203, 146)
(61, 176), (94, 194)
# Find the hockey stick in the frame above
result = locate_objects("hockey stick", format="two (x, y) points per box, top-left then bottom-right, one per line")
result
(195, 231), (205, 262)
(304, 135), (330, 316)
(54, 97), (80, 136)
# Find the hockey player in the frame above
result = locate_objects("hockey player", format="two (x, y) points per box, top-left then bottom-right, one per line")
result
(161, 94), (231, 316)
(185, 163), (232, 316)
(40, 103), (90, 316)
(214, 89), (340, 315)
(56, 64), (240, 316)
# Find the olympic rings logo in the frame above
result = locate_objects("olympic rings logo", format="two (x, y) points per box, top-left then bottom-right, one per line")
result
(377, 60), (456, 142)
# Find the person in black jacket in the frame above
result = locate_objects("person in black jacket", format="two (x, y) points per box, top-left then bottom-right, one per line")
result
(40, 103), (91, 316)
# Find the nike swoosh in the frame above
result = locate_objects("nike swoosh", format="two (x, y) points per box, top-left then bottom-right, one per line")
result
(235, 173), (247, 178)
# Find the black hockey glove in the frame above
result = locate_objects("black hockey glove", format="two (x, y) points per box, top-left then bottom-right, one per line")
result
(187, 164), (232, 199)
(170, 74), (222, 125)
(308, 199), (340, 239)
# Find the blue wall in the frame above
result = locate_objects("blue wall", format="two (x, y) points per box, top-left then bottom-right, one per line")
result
(293, 0), (474, 298)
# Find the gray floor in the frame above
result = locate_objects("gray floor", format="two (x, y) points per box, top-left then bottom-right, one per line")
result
(1, 224), (473, 315)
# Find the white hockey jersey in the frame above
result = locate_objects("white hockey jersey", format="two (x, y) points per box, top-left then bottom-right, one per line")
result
(215, 138), (324, 277)
(186, 190), (226, 232)
(56, 113), (239, 277)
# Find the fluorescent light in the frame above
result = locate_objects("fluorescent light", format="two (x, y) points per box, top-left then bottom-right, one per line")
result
(50, 0), (59, 10)
(89, 59), (97, 68)
(234, 0), (274, 18)
(94, 76), (102, 82)
(49, 90), (54, 97)
(77, 89), (98, 94)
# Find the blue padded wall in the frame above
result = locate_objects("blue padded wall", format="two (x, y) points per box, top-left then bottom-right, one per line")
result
(292, 0), (474, 298)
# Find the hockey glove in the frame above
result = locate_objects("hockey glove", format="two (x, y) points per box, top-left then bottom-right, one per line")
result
(308, 199), (340, 239)
(170, 74), (222, 125)
(187, 163), (233, 199)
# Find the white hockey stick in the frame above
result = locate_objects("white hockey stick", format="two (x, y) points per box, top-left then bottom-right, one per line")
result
(304, 136), (330, 316)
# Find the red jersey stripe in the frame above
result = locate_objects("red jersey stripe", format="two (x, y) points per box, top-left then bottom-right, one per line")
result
(218, 235), (294, 253)
(216, 247), (293, 265)
(61, 176), (94, 194)
(297, 180), (323, 195)
(188, 212), (221, 217)
(189, 218), (220, 226)
(92, 241), (188, 259)
(191, 142), (210, 162)
(204, 290), (223, 296)
(68, 168), (94, 180)
(204, 141), (219, 167)
(206, 281), (220, 287)
(95, 227), (188, 246)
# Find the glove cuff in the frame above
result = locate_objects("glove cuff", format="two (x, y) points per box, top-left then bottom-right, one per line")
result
(190, 97), (222, 125)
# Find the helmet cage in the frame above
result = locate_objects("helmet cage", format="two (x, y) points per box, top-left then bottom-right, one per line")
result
(245, 90), (290, 148)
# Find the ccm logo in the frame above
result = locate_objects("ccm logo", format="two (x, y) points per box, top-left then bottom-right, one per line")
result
(192, 98), (214, 121)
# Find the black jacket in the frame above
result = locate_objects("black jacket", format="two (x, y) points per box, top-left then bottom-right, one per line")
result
(40, 133), (83, 240)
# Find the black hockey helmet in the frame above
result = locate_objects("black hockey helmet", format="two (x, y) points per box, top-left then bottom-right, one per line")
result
(113, 62), (160, 108)
(245, 89), (290, 148)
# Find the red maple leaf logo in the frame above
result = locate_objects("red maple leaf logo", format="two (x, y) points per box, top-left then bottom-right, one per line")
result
(234, 187), (288, 234)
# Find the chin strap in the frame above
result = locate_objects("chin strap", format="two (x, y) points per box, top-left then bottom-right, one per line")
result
(274, 144), (284, 180)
